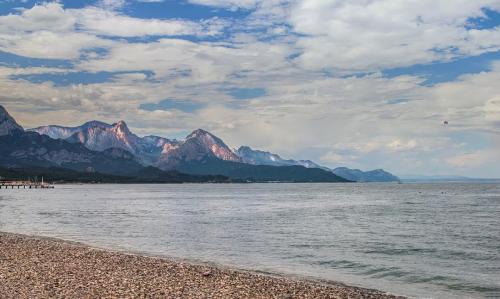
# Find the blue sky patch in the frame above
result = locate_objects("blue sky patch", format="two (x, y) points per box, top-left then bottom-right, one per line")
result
(0, 0), (95, 14)
(0, 0), (38, 13)
(10, 70), (155, 86)
(466, 9), (500, 29)
(226, 87), (266, 100)
(447, 131), (491, 151)
(123, 1), (250, 21)
(139, 99), (205, 113)
(98, 33), (229, 44)
(0, 51), (73, 68)
(386, 99), (412, 105)
(80, 47), (110, 60)
(383, 50), (500, 86)
(0, 0), (250, 20)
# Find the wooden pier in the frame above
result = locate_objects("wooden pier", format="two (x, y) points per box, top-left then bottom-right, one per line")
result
(0, 181), (54, 189)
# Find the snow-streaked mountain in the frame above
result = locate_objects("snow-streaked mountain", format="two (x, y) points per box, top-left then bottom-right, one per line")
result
(186, 129), (241, 162)
(31, 120), (179, 165)
(236, 145), (399, 182)
(156, 129), (241, 170)
(29, 121), (112, 140)
(142, 135), (174, 148)
(67, 120), (141, 153)
(31, 122), (240, 169)
(236, 146), (324, 169)
(0, 105), (23, 136)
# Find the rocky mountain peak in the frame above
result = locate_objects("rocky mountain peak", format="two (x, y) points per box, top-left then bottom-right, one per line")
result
(0, 105), (23, 136)
(237, 146), (253, 152)
(186, 128), (211, 139)
(186, 129), (227, 148)
(185, 129), (240, 162)
(112, 120), (132, 137)
(81, 120), (112, 130)
(114, 120), (129, 130)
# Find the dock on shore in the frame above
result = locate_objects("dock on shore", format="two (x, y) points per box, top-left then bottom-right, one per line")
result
(0, 180), (54, 189)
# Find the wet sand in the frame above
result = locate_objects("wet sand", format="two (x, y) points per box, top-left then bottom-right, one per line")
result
(0, 232), (405, 298)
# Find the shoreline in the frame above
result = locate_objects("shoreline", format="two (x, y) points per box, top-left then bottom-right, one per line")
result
(0, 231), (405, 298)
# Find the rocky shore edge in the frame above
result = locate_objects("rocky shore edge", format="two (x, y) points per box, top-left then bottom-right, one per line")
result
(0, 232), (405, 298)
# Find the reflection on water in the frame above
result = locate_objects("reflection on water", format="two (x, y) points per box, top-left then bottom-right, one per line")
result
(1, 183), (499, 298)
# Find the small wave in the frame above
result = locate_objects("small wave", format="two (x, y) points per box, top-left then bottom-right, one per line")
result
(290, 243), (336, 249)
(403, 201), (421, 205)
(434, 248), (497, 262)
(361, 267), (399, 276)
(372, 269), (410, 279)
(38, 211), (63, 217)
(285, 253), (316, 259)
(410, 275), (450, 283)
(444, 282), (500, 297)
(313, 259), (370, 270)
(363, 247), (437, 255)
(365, 269), (500, 297)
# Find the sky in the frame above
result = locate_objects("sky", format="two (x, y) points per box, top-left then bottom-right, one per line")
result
(0, 0), (499, 178)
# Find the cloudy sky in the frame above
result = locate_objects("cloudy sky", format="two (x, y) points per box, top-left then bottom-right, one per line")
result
(1, 0), (499, 177)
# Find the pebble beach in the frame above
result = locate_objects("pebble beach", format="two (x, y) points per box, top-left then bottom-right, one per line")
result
(0, 232), (404, 299)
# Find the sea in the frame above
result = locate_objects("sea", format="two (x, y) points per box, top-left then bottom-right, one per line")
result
(0, 183), (499, 298)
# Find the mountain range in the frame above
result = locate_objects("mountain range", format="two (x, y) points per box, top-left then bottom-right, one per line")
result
(399, 175), (500, 183)
(1, 104), (398, 183)
(236, 146), (400, 182)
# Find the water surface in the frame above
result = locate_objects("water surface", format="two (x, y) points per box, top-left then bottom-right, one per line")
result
(1, 183), (499, 298)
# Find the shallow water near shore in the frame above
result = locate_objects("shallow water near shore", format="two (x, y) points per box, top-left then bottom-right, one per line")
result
(1, 183), (499, 298)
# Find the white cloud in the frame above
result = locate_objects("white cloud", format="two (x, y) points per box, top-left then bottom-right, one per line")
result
(97, 0), (127, 10)
(0, 30), (106, 59)
(446, 150), (499, 168)
(0, 2), (227, 59)
(289, 0), (500, 71)
(74, 7), (227, 37)
(187, 0), (261, 10)
(0, 2), (109, 59)
(77, 37), (292, 83)
(320, 151), (356, 165)
(0, 2), (75, 32)
(387, 139), (419, 152)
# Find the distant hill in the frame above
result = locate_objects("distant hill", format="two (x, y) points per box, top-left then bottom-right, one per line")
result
(0, 166), (229, 184)
(331, 167), (400, 182)
(399, 175), (500, 183)
(236, 146), (400, 182)
(177, 158), (350, 182)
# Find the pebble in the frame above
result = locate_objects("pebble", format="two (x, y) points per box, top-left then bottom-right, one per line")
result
(0, 232), (405, 299)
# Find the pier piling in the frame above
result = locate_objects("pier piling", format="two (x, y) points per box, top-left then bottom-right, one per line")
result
(0, 181), (55, 189)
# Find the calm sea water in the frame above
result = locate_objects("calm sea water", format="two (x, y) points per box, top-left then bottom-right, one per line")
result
(1, 183), (499, 298)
